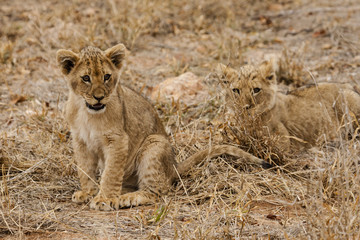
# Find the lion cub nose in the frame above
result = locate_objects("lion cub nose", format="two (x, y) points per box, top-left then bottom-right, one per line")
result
(93, 95), (104, 101)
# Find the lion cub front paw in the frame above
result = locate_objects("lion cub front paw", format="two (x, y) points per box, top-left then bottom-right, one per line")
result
(72, 190), (97, 203)
(90, 195), (119, 211)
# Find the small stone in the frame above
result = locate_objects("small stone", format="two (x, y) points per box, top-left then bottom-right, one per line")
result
(150, 72), (208, 106)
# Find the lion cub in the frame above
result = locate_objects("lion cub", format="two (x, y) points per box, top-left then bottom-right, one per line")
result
(220, 61), (360, 152)
(57, 44), (265, 211)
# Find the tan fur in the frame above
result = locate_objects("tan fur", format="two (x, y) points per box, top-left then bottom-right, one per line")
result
(220, 61), (360, 152)
(56, 44), (266, 211)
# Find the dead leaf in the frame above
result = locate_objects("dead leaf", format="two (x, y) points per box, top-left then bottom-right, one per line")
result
(259, 16), (272, 26)
(266, 214), (281, 220)
(269, 3), (283, 12)
(313, 29), (326, 38)
(272, 38), (283, 44)
(322, 43), (332, 50)
(9, 94), (27, 105)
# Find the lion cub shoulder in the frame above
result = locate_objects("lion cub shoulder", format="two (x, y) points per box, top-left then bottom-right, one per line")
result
(219, 61), (360, 152)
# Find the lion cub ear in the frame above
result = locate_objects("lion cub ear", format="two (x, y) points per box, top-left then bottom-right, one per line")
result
(56, 50), (79, 75)
(105, 44), (126, 69)
(259, 60), (276, 83)
(217, 63), (238, 84)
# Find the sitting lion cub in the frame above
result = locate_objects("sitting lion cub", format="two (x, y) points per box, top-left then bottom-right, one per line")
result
(220, 61), (360, 152)
(56, 44), (265, 211)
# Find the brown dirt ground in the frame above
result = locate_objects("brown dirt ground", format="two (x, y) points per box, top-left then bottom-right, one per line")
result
(1, 0), (360, 239)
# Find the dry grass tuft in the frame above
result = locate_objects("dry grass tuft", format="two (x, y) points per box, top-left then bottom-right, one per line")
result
(221, 108), (288, 164)
(277, 48), (312, 88)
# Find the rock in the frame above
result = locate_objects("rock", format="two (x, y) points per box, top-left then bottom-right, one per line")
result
(150, 72), (208, 106)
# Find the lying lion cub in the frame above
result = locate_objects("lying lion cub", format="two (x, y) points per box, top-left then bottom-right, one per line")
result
(220, 61), (360, 152)
(56, 44), (266, 211)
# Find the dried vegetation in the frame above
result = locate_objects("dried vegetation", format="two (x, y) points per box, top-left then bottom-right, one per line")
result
(1, 0), (360, 239)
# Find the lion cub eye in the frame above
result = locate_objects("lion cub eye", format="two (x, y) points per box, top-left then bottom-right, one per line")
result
(81, 75), (91, 83)
(232, 88), (240, 95)
(253, 88), (261, 94)
(104, 74), (111, 82)
(266, 75), (274, 81)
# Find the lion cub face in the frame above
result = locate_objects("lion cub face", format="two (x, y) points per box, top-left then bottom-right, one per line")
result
(56, 44), (126, 114)
(220, 62), (278, 116)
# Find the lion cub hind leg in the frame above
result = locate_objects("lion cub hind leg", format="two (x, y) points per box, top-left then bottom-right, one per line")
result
(118, 134), (175, 209)
(90, 134), (176, 210)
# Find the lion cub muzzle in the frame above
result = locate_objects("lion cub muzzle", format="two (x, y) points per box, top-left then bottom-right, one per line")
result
(86, 91), (106, 112)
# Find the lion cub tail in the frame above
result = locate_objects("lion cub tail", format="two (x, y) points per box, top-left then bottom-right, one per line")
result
(175, 145), (271, 176)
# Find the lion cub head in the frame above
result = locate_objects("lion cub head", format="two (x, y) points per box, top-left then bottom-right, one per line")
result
(219, 61), (278, 116)
(56, 44), (126, 114)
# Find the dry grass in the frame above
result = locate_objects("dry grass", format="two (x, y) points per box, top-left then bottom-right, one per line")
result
(1, 0), (360, 239)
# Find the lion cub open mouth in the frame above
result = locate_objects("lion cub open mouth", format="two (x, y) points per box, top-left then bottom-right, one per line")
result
(86, 102), (106, 111)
